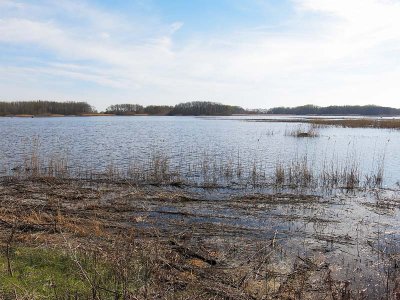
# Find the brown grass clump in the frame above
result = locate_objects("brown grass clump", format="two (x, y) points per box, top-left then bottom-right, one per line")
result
(187, 258), (209, 268)
(14, 114), (35, 117)
(285, 124), (320, 137)
(310, 118), (400, 129)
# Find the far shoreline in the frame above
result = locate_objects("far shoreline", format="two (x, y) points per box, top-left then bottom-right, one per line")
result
(2, 113), (400, 118)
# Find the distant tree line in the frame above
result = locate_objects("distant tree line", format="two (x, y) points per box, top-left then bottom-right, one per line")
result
(104, 101), (245, 116)
(267, 105), (400, 116)
(3, 101), (399, 117)
(105, 104), (145, 115)
(143, 105), (173, 115)
(105, 104), (173, 115)
(169, 101), (245, 116)
(0, 101), (95, 116)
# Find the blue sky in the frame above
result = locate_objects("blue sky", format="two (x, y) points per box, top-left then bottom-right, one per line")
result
(1, 0), (400, 110)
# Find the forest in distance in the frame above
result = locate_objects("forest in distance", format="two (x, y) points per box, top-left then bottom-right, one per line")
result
(1, 100), (400, 116)
(0, 101), (95, 116)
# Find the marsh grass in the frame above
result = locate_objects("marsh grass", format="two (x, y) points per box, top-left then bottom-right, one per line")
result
(310, 118), (400, 129)
(284, 124), (319, 137)
(4, 152), (386, 192)
(1, 137), (387, 191)
(251, 118), (400, 129)
(0, 243), (154, 299)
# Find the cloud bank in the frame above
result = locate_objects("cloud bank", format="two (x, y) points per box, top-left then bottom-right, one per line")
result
(1, 0), (400, 110)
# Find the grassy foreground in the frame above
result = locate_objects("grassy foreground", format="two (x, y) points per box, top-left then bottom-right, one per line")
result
(0, 247), (145, 298)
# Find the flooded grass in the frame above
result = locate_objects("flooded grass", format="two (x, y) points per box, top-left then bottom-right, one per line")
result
(2, 146), (387, 192)
(0, 178), (399, 299)
(284, 124), (320, 137)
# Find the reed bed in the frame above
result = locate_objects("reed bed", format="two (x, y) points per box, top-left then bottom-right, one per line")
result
(1, 146), (387, 191)
(249, 117), (400, 129)
(310, 118), (400, 129)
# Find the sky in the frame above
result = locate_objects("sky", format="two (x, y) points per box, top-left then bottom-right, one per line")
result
(1, 0), (400, 111)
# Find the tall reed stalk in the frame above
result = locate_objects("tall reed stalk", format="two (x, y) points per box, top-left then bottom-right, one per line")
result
(3, 140), (388, 191)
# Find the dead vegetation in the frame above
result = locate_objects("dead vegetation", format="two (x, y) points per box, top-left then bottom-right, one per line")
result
(310, 118), (400, 129)
(284, 124), (320, 137)
(2, 142), (386, 192)
(247, 117), (400, 129)
(0, 178), (399, 299)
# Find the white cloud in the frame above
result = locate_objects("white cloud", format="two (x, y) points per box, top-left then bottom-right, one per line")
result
(1, 0), (400, 109)
(170, 22), (184, 34)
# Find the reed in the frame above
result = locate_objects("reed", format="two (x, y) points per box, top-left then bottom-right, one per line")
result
(274, 162), (285, 186)
(310, 118), (400, 129)
(2, 142), (389, 192)
(247, 117), (400, 129)
(7, 137), (70, 179)
(284, 124), (319, 137)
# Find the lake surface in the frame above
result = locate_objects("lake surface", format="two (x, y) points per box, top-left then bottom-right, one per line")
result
(1, 115), (399, 188)
(1, 115), (400, 297)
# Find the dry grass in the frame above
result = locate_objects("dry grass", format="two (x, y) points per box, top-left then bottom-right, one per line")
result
(310, 118), (400, 129)
(247, 117), (400, 129)
(0, 178), (399, 299)
(285, 124), (320, 137)
(3, 144), (386, 191)
(13, 114), (34, 117)
(0, 180), (273, 299)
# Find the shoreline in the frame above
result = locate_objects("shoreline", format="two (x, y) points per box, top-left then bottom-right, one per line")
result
(0, 176), (399, 298)
(2, 113), (400, 119)
(0, 113), (116, 118)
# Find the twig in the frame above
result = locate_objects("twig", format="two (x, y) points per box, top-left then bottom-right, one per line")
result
(6, 225), (16, 276)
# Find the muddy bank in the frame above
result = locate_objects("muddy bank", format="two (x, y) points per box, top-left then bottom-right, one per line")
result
(0, 178), (399, 299)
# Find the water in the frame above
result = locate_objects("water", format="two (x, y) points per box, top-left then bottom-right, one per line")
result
(1, 115), (399, 297)
(0, 115), (399, 187)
